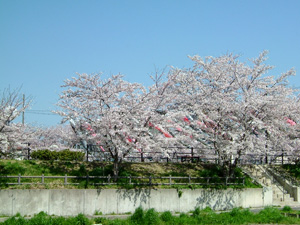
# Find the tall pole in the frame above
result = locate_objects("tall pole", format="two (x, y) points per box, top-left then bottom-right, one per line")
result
(22, 94), (25, 125)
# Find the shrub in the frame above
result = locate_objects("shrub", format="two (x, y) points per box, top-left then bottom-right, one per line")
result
(73, 213), (92, 225)
(27, 211), (50, 225)
(256, 206), (284, 224)
(130, 207), (145, 225)
(282, 205), (292, 212)
(3, 213), (27, 225)
(176, 213), (193, 225)
(192, 207), (201, 217)
(58, 149), (85, 161)
(160, 211), (173, 222)
(31, 149), (84, 161)
(144, 208), (159, 225)
(94, 217), (109, 224)
(31, 149), (57, 160)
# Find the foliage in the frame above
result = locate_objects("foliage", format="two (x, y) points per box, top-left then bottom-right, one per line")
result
(1, 212), (92, 225)
(56, 73), (176, 177)
(0, 161), (26, 175)
(282, 164), (300, 179)
(256, 206), (284, 224)
(165, 51), (300, 175)
(282, 205), (292, 212)
(144, 208), (160, 225)
(54, 52), (300, 179)
(2, 207), (300, 225)
(30, 149), (84, 161)
(160, 211), (173, 222)
(130, 207), (144, 225)
(0, 87), (32, 157)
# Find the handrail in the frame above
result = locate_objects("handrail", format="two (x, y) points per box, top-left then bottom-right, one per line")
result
(258, 165), (287, 201)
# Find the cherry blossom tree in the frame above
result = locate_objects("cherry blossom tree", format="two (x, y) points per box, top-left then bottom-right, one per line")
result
(30, 125), (78, 151)
(0, 87), (31, 157)
(165, 51), (300, 174)
(56, 73), (177, 176)
(56, 52), (299, 177)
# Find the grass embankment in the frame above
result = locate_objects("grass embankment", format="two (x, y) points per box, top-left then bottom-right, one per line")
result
(269, 164), (300, 187)
(0, 160), (258, 189)
(2, 206), (300, 225)
(281, 164), (300, 181)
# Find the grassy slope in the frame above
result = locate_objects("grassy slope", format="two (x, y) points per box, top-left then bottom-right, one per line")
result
(0, 160), (258, 189)
(0, 160), (225, 177)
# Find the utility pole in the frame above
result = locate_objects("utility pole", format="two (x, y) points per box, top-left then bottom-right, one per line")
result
(22, 94), (25, 125)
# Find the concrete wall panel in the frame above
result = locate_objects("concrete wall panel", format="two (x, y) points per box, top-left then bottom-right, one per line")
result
(0, 188), (271, 216)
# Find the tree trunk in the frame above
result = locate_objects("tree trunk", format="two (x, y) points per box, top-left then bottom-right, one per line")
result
(113, 155), (121, 181)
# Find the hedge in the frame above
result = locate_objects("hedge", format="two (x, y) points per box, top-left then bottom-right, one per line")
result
(31, 149), (85, 161)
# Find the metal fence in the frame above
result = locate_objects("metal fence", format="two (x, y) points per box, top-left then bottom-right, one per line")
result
(5, 144), (300, 166)
(0, 174), (245, 187)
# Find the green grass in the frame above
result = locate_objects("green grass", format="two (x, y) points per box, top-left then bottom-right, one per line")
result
(2, 207), (300, 225)
(0, 160), (258, 189)
(0, 212), (92, 225)
(282, 164), (300, 180)
(94, 207), (300, 225)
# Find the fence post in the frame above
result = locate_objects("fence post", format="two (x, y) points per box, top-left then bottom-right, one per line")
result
(86, 174), (89, 186)
(169, 175), (172, 186)
(18, 174), (21, 185)
(64, 174), (68, 185)
(129, 175), (131, 184)
(141, 152), (144, 162)
(188, 175), (191, 184)
(108, 174), (111, 183)
(149, 176), (152, 185)
(41, 174), (44, 184)
(27, 146), (31, 160)
(225, 177), (228, 186)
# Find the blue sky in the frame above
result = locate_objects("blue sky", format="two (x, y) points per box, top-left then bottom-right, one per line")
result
(1, 0), (299, 127)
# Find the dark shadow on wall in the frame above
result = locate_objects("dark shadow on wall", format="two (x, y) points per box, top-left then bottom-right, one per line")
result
(116, 188), (151, 207)
(196, 189), (242, 210)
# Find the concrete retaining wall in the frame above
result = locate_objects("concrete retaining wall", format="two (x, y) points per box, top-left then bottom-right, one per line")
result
(0, 188), (272, 216)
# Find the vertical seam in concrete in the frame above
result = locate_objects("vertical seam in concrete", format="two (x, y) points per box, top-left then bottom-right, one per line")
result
(83, 190), (86, 215)
(12, 191), (14, 215)
(117, 190), (119, 214)
(179, 189), (181, 212)
(148, 189), (151, 210)
(48, 190), (51, 215)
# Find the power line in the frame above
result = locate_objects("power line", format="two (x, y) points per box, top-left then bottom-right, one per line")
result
(26, 110), (58, 116)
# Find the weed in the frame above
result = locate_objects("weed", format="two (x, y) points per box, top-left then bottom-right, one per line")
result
(176, 187), (183, 198)
(144, 208), (159, 225)
(73, 213), (92, 225)
(94, 210), (103, 215)
(192, 207), (200, 217)
(160, 211), (173, 222)
(130, 207), (144, 225)
(282, 205), (292, 212)
(93, 217), (109, 224)
(256, 206), (284, 224)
